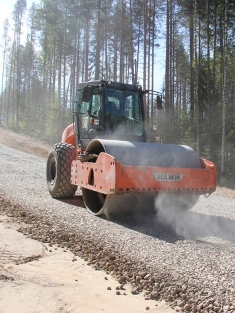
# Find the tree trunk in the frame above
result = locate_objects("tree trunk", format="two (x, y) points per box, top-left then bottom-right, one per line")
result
(95, 0), (101, 80)
(221, 0), (228, 177)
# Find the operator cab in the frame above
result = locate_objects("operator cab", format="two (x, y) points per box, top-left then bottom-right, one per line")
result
(73, 80), (147, 144)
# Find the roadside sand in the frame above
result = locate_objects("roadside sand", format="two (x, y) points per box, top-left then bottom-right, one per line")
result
(0, 212), (174, 313)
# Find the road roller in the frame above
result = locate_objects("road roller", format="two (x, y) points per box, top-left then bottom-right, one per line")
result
(46, 80), (217, 216)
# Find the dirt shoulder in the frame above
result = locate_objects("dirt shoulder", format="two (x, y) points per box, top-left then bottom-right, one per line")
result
(0, 214), (174, 313)
(0, 125), (175, 312)
(0, 125), (51, 157)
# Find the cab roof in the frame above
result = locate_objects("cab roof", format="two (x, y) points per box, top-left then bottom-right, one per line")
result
(78, 80), (143, 92)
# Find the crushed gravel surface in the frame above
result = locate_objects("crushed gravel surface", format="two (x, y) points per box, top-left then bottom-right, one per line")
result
(0, 126), (235, 312)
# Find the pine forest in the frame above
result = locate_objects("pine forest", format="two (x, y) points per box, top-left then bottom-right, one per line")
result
(0, 0), (235, 188)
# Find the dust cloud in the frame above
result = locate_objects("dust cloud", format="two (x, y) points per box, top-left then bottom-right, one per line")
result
(155, 194), (235, 243)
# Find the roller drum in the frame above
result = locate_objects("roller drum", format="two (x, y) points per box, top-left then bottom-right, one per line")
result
(82, 140), (202, 216)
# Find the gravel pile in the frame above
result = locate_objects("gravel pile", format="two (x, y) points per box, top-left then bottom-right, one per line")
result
(0, 142), (235, 312)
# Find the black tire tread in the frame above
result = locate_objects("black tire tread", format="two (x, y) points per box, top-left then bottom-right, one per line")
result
(46, 142), (77, 198)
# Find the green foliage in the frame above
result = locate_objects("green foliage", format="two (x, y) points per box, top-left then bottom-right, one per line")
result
(44, 98), (70, 143)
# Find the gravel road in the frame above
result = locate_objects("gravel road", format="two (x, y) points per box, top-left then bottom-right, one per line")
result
(0, 129), (235, 312)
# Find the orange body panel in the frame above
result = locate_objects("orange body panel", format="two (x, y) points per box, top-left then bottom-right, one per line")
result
(70, 152), (217, 195)
(62, 123), (76, 147)
(71, 153), (116, 193)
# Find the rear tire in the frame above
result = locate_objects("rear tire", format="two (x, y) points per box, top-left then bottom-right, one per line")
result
(46, 143), (77, 198)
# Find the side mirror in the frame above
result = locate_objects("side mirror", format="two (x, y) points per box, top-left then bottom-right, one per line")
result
(82, 86), (92, 102)
(157, 95), (163, 110)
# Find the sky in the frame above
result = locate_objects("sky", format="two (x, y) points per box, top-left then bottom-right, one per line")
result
(0, 0), (16, 30)
(0, 0), (165, 91)
(0, 0), (39, 39)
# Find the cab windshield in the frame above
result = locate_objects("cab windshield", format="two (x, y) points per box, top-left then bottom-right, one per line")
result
(74, 87), (143, 139)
